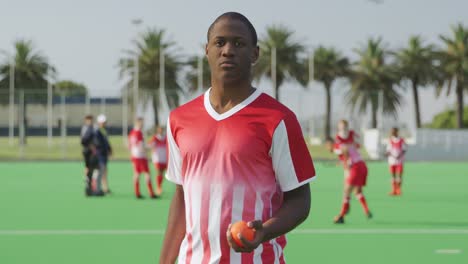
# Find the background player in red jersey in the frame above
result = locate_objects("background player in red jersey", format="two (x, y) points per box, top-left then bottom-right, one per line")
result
(335, 119), (360, 149)
(128, 118), (156, 199)
(327, 120), (372, 224)
(148, 126), (167, 196)
(385, 127), (407, 196)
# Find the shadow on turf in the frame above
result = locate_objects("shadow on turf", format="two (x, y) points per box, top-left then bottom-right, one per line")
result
(376, 220), (468, 227)
(84, 192), (166, 200)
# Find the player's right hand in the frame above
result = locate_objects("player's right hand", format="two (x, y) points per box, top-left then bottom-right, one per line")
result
(226, 221), (264, 253)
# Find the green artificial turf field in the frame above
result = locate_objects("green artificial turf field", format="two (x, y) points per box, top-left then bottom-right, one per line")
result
(0, 161), (467, 264)
(0, 136), (337, 160)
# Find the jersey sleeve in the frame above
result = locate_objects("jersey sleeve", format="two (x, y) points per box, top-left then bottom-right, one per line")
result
(402, 139), (408, 151)
(166, 117), (183, 185)
(386, 140), (392, 152)
(271, 114), (316, 192)
(129, 131), (136, 146)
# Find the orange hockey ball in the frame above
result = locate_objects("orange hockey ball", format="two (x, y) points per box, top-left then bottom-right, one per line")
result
(230, 221), (255, 247)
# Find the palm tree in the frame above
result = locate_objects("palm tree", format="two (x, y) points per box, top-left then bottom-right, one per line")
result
(438, 23), (468, 128)
(394, 36), (437, 128)
(118, 28), (182, 126)
(346, 37), (402, 128)
(254, 25), (307, 101)
(185, 55), (210, 92)
(0, 39), (55, 144)
(313, 46), (349, 138)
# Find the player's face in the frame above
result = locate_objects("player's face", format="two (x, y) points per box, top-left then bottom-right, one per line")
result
(136, 120), (143, 129)
(85, 119), (92, 125)
(156, 127), (163, 135)
(338, 121), (348, 132)
(206, 19), (259, 85)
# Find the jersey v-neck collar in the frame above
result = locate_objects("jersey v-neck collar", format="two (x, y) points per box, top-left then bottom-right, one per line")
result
(204, 87), (262, 121)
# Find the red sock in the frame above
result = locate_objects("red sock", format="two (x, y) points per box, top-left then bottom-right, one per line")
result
(357, 193), (369, 214)
(147, 180), (155, 196)
(339, 197), (350, 217)
(396, 179), (402, 194)
(134, 179), (141, 197)
(392, 179), (397, 193)
(157, 175), (163, 189)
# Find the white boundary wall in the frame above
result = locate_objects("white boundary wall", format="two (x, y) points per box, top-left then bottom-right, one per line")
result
(364, 128), (468, 161)
(406, 129), (468, 161)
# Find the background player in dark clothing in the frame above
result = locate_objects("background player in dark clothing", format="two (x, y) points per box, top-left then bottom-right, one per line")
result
(80, 115), (97, 196)
(94, 114), (112, 195)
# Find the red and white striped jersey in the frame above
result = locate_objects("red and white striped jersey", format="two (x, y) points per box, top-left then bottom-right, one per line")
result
(128, 129), (146, 159)
(335, 130), (356, 145)
(333, 142), (363, 166)
(166, 88), (316, 264)
(386, 137), (407, 165)
(149, 134), (167, 164)
(334, 130), (362, 166)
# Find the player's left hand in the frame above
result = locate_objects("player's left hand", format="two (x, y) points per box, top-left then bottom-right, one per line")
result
(226, 220), (265, 253)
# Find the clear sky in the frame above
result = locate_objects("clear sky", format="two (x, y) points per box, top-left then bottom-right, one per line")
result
(1, 0), (468, 126)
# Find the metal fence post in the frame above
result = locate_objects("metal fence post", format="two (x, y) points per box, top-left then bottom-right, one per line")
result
(122, 89), (128, 144)
(100, 97), (106, 115)
(85, 92), (91, 115)
(9, 61), (15, 146)
(18, 90), (25, 158)
(61, 94), (67, 159)
(47, 77), (53, 147)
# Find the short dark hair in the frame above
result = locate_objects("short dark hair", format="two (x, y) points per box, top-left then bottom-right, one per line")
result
(84, 115), (93, 120)
(207, 12), (258, 45)
(339, 119), (349, 127)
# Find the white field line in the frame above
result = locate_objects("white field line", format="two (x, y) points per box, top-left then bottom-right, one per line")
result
(435, 249), (462, 254)
(0, 229), (468, 236)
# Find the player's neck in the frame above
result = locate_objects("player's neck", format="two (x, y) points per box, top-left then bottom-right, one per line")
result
(209, 81), (254, 114)
(339, 130), (349, 138)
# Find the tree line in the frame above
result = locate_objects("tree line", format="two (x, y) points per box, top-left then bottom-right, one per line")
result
(1, 23), (467, 139)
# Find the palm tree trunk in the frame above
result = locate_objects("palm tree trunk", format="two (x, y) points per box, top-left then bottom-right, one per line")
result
(455, 80), (464, 128)
(152, 94), (160, 127)
(371, 100), (378, 129)
(411, 80), (422, 128)
(371, 109), (378, 129)
(20, 101), (27, 145)
(274, 84), (280, 101)
(324, 84), (332, 139)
